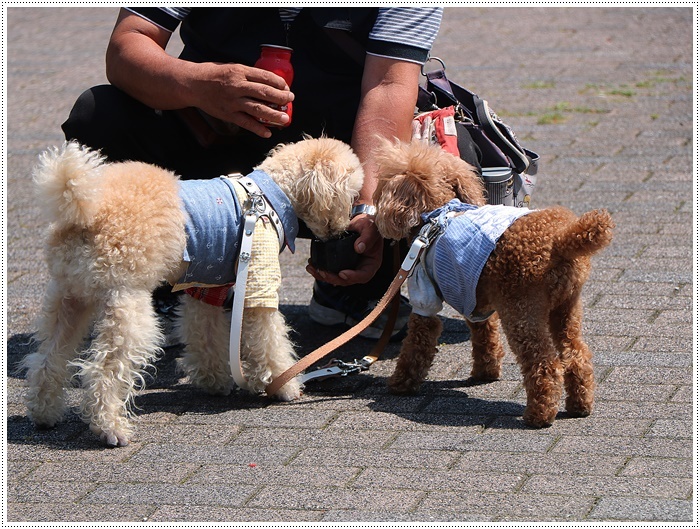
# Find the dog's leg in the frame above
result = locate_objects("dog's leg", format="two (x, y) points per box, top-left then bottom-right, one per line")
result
(74, 288), (161, 447)
(388, 313), (442, 394)
(239, 307), (301, 401)
(22, 280), (94, 428)
(499, 309), (563, 428)
(550, 297), (595, 418)
(466, 313), (504, 382)
(177, 295), (233, 396)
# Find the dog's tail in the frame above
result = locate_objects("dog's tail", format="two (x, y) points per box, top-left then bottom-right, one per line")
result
(554, 209), (614, 260)
(33, 141), (106, 229)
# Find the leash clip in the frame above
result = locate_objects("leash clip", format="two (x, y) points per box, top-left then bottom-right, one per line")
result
(300, 357), (372, 384)
(400, 218), (442, 271)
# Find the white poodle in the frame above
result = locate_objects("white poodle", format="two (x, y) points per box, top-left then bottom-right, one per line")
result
(21, 137), (363, 446)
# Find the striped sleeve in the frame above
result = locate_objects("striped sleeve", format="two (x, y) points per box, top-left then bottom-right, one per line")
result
(125, 7), (191, 32)
(367, 7), (443, 64)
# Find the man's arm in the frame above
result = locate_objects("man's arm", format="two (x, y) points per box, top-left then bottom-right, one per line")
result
(352, 55), (420, 208)
(310, 54), (420, 286)
(105, 8), (294, 137)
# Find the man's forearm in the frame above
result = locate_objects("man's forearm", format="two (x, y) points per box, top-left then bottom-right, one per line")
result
(351, 57), (420, 205)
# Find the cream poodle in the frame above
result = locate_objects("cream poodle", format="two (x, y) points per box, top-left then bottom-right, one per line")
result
(22, 137), (363, 446)
(372, 139), (613, 428)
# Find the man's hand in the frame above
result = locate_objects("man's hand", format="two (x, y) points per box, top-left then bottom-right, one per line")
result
(306, 213), (383, 286)
(191, 62), (294, 138)
(106, 9), (294, 138)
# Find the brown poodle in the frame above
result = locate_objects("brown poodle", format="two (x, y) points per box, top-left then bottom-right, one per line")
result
(372, 139), (614, 428)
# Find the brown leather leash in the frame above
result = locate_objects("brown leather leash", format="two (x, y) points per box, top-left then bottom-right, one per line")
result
(265, 220), (442, 397)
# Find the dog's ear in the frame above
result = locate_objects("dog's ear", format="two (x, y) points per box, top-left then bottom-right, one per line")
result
(438, 152), (487, 207)
(373, 172), (428, 240)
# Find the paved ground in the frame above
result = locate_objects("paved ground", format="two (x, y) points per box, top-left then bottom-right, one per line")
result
(5, 6), (695, 523)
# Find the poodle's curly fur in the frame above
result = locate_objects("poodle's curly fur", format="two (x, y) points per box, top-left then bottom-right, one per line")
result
(22, 137), (363, 446)
(373, 138), (614, 428)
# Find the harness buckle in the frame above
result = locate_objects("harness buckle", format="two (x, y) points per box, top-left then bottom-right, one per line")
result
(400, 218), (443, 272)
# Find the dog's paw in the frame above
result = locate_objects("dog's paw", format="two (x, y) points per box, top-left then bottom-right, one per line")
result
(469, 367), (501, 382)
(387, 375), (421, 395)
(522, 409), (557, 429)
(187, 373), (233, 397)
(271, 379), (302, 401)
(26, 400), (67, 430)
(90, 423), (131, 448)
(198, 382), (233, 397)
(565, 400), (593, 419)
(32, 418), (60, 430)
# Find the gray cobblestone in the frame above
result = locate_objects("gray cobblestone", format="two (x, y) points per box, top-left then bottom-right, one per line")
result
(417, 490), (596, 520)
(522, 474), (692, 499)
(82, 483), (258, 507)
(589, 497), (694, 522)
(6, 6), (694, 523)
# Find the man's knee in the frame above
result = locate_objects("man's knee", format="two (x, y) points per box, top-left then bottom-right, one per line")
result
(61, 85), (171, 163)
(63, 85), (122, 145)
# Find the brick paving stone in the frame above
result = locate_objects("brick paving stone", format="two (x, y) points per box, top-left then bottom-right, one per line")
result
(148, 506), (324, 523)
(289, 446), (459, 470)
(592, 400), (691, 421)
(491, 416), (652, 438)
(229, 426), (396, 449)
(589, 497), (694, 522)
(187, 464), (360, 488)
(595, 383), (679, 403)
(353, 467), (524, 493)
(129, 443), (298, 466)
(670, 385), (693, 402)
(454, 451), (626, 477)
(247, 484), (424, 512)
(6, 6), (694, 523)
(552, 435), (693, 459)
(23, 461), (199, 484)
(417, 490), (596, 520)
(589, 352), (693, 367)
(82, 483), (258, 507)
(390, 429), (557, 454)
(620, 457), (693, 478)
(129, 423), (242, 445)
(522, 474), (692, 499)
(8, 503), (155, 523)
(320, 510), (492, 523)
(646, 418), (694, 439)
(8, 480), (95, 504)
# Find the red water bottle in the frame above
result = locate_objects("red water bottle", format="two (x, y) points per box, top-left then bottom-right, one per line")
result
(254, 44), (294, 127)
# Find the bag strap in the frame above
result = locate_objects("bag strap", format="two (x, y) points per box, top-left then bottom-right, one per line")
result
(423, 66), (539, 176)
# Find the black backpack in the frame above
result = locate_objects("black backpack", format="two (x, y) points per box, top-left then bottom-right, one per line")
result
(416, 58), (539, 207)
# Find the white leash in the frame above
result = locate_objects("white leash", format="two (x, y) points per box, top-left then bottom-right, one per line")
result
(228, 175), (284, 390)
